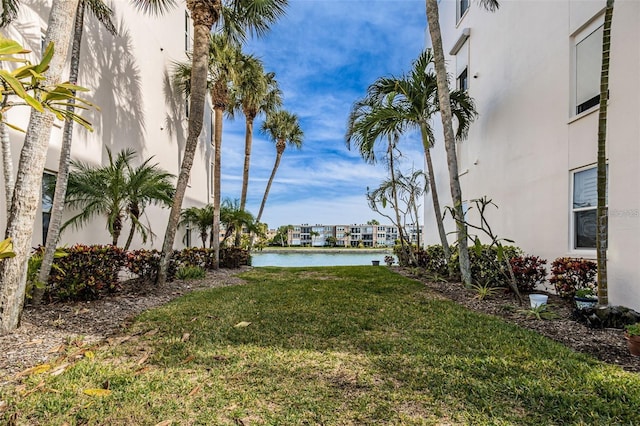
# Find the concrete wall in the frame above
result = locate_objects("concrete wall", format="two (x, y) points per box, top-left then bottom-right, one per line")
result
(0, 1), (213, 250)
(425, 0), (640, 309)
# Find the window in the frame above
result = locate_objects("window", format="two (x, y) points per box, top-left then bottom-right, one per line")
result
(572, 166), (607, 249)
(209, 161), (214, 197)
(457, 67), (468, 91)
(42, 172), (56, 244)
(575, 24), (603, 115)
(185, 11), (192, 52)
(457, 0), (469, 21)
(185, 99), (190, 118)
(185, 224), (192, 247)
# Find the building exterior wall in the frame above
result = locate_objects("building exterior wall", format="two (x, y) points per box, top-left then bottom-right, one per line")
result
(425, 0), (640, 309)
(0, 2), (213, 250)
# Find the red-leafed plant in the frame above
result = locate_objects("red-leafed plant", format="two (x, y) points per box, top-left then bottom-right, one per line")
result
(549, 257), (597, 299)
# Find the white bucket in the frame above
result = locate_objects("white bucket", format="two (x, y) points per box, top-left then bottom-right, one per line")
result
(529, 294), (548, 308)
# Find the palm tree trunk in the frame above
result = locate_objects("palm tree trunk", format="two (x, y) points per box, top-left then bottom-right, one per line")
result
(597, 0), (614, 307)
(426, 0), (471, 287)
(212, 107), (223, 269)
(33, 0), (86, 305)
(157, 2), (216, 285)
(0, 0), (79, 335)
(420, 125), (451, 261)
(1, 121), (14, 215)
(240, 115), (254, 211)
(256, 150), (283, 223)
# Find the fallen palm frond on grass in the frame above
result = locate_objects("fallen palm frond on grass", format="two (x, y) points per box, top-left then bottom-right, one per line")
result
(2, 266), (639, 425)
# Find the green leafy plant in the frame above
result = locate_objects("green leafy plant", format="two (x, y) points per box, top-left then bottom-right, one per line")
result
(625, 323), (640, 337)
(519, 304), (559, 321)
(25, 246), (67, 300)
(0, 237), (15, 259)
(549, 257), (597, 299)
(471, 282), (500, 300)
(176, 265), (206, 280)
(575, 288), (597, 299)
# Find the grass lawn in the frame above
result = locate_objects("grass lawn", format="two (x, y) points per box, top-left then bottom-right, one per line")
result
(2, 266), (639, 425)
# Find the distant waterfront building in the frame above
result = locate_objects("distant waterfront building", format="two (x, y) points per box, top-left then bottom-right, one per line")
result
(283, 223), (421, 248)
(426, 1), (640, 310)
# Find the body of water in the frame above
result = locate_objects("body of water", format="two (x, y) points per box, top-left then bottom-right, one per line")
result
(251, 251), (394, 267)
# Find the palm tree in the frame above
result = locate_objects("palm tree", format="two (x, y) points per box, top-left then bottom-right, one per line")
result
(0, 0), (81, 335)
(122, 157), (175, 251)
(229, 54), (282, 212)
(179, 204), (214, 248)
(347, 50), (477, 268)
(220, 198), (260, 247)
(156, 0), (289, 285)
(35, 0), (117, 304)
(597, 0), (614, 306)
(425, 0), (499, 287)
(62, 148), (173, 247)
(256, 109), (303, 223)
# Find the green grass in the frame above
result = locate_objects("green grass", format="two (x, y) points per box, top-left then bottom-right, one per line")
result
(2, 266), (639, 425)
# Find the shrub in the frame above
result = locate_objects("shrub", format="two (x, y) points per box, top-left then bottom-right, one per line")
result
(412, 245), (449, 276)
(125, 249), (177, 283)
(450, 245), (522, 288)
(176, 265), (206, 280)
(549, 257), (597, 299)
(48, 245), (125, 301)
(174, 247), (215, 270)
(220, 247), (250, 269)
(509, 255), (548, 293)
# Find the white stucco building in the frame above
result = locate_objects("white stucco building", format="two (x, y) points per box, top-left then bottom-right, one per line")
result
(425, 0), (640, 310)
(0, 2), (213, 249)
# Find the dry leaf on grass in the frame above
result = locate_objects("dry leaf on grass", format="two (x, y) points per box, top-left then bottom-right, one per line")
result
(155, 420), (173, 426)
(181, 333), (190, 342)
(234, 321), (251, 328)
(137, 353), (149, 365)
(180, 355), (196, 365)
(188, 385), (201, 397)
(50, 363), (70, 377)
(83, 389), (112, 397)
(16, 364), (51, 377)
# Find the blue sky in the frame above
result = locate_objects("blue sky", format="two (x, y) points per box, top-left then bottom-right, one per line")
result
(221, 0), (427, 229)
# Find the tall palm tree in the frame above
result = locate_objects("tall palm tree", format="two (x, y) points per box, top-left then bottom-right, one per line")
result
(425, 0), (499, 287)
(347, 50), (477, 268)
(156, 0), (289, 285)
(256, 109), (303, 223)
(229, 54), (282, 212)
(62, 148), (173, 247)
(35, 0), (117, 304)
(0, 0), (81, 335)
(179, 204), (214, 248)
(597, 0), (614, 306)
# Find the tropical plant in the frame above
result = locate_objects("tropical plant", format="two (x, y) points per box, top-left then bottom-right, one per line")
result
(0, 10), (94, 334)
(220, 198), (261, 248)
(179, 204), (214, 248)
(256, 109), (303, 224)
(156, 0), (289, 286)
(549, 257), (597, 299)
(62, 148), (174, 248)
(229, 53), (282, 213)
(35, 0), (117, 304)
(425, 0), (499, 287)
(596, 0), (614, 306)
(176, 265), (206, 280)
(0, 237), (15, 260)
(346, 50), (477, 271)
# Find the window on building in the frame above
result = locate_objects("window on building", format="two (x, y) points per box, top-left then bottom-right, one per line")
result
(575, 24), (603, 115)
(185, 224), (192, 247)
(185, 11), (192, 52)
(457, 0), (470, 21)
(572, 166), (607, 249)
(209, 161), (214, 197)
(457, 67), (468, 91)
(42, 172), (56, 244)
